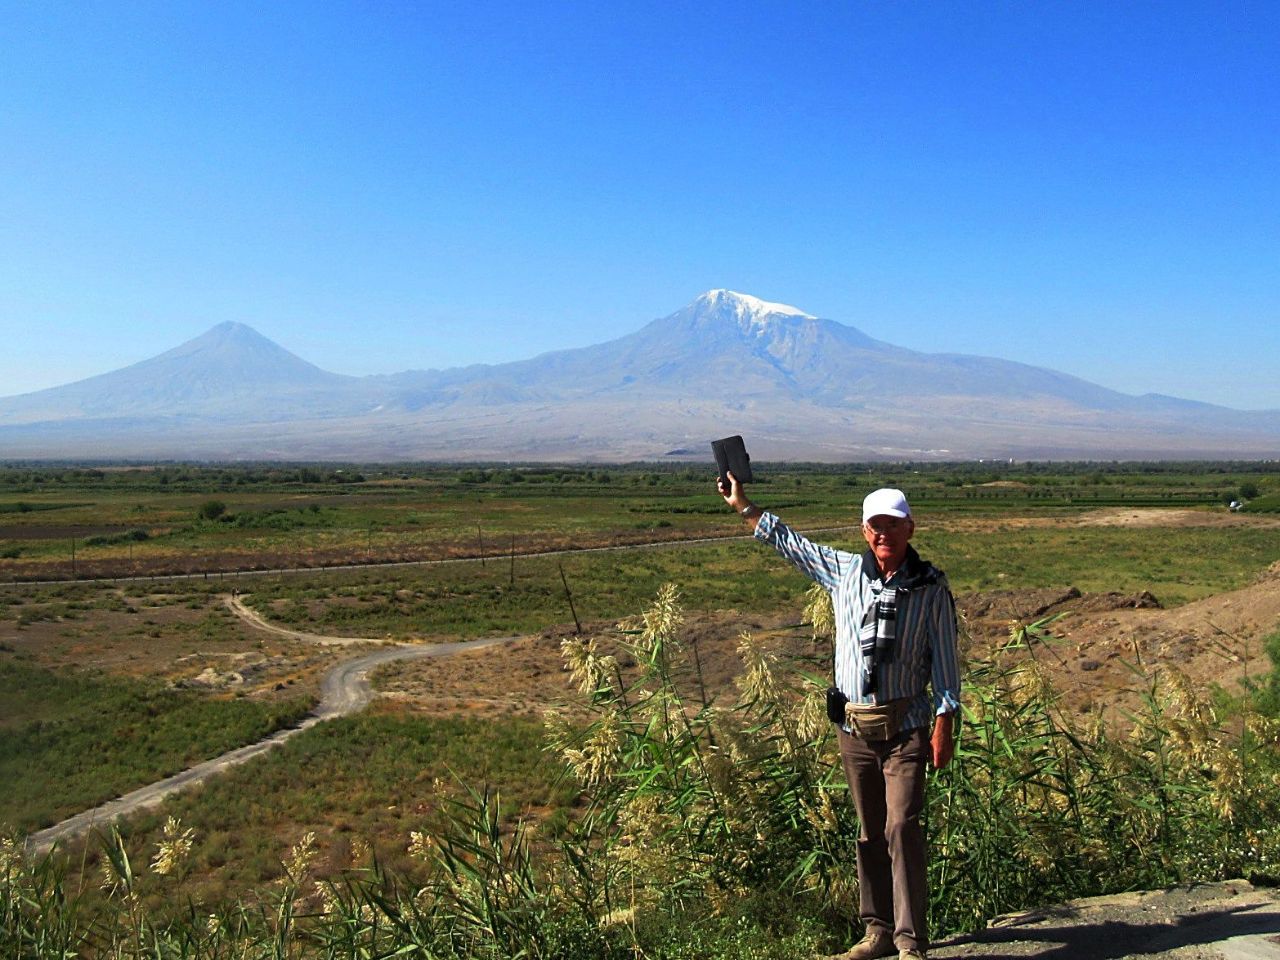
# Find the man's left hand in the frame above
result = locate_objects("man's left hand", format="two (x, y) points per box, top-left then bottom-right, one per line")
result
(930, 712), (955, 769)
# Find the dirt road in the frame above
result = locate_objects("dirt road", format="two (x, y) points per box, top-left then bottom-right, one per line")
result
(222, 593), (387, 645)
(25, 596), (519, 853)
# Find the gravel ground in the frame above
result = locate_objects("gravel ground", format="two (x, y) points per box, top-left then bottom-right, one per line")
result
(929, 880), (1280, 959)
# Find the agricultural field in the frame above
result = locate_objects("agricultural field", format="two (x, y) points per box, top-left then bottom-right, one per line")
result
(1, 461), (1278, 956)
(0, 460), (1273, 581)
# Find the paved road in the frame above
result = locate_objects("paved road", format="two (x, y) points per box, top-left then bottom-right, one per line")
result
(25, 596), (519, 853)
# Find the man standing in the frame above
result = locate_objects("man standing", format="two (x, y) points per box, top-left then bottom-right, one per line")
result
(718, 472), (960, 960)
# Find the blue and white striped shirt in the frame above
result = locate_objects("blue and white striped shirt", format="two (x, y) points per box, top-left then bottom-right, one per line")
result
(755, 512), (961, 733)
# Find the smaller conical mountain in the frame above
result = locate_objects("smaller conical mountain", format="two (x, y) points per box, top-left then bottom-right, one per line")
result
(0, 322), (377, 425)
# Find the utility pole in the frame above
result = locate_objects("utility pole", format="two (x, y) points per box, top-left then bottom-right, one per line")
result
(477, 524), (485, 567)
(558, 563), (582, 635)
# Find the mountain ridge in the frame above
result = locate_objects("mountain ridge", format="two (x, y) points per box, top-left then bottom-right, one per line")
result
(1, 290), (1276, 460)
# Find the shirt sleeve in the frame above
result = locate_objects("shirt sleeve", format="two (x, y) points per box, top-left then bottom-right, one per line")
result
(928, 576), (962, 715)
(753, 512), (857, 592)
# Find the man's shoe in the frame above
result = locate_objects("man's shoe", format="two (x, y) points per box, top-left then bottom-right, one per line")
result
(898, 950), (927, 960)
(827, 932), (896, 960)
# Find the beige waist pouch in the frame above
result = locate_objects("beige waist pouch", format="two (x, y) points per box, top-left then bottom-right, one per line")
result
(844, 699), (909, 741)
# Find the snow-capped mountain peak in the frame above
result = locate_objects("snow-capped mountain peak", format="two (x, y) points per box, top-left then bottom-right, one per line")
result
(694, 289), (815, 331)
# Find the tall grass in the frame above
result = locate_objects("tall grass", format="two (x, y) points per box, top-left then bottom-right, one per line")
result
(5, 587), (1278, 959)
(930, 616), (1280, 932)
(0, 661), (313, 832)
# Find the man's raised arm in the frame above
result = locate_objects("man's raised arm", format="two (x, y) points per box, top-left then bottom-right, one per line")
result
(717, 470), (763, 530)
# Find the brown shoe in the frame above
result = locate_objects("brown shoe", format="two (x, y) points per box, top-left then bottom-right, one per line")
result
(898, 950), (927, 960)
(827, 932), (896, 960)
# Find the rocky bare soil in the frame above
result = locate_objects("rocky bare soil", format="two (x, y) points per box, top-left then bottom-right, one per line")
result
(932, 880), (1280, 960)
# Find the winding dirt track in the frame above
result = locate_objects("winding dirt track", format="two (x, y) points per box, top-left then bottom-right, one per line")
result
(25, 596), (519, 853)
(222, 594), (384, 646)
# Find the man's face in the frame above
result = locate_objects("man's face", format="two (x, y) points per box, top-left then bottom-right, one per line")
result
(861, 514), (914, 571)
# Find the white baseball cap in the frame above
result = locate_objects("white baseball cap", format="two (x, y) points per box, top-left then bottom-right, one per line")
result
(862, 488), (911, 522)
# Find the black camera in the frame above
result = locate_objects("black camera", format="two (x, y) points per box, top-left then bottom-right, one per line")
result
(825, 686), (849, 724)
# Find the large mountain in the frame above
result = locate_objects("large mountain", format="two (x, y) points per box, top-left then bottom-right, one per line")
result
(1, 290), (1276, 460)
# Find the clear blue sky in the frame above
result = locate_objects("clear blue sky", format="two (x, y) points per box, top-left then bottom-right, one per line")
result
(2, 1), (1277, 409)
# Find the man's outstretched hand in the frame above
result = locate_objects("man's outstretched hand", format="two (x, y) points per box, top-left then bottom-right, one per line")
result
(717, 470), (750, 513)
(931, 712), (955, 769)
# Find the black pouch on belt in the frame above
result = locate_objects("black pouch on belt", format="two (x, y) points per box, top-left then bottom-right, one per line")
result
(825, 686), (849, 724)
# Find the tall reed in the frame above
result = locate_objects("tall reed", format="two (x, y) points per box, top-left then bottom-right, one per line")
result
(5, 586), (1278, 959)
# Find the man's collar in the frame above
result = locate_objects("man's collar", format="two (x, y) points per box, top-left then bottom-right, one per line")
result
(861, 545), (928, 586)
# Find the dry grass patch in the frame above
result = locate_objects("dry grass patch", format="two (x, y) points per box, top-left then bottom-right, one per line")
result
(0, 586), (358, 700)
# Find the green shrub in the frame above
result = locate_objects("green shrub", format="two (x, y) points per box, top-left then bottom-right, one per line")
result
(1243, 631), (1280, 718)
(82, 529), (150, 547)
(197, 500), (227, 521)
(1241, 492), (1280, 512)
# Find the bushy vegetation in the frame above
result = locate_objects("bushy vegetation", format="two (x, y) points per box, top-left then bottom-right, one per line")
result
(197, 500), (227, 521)
(0, 661), (312, 833)
(1242, 491), (1280, 513)
(81, 529), (149, 547)
(931, 617), (1280, 930)
(5, 587), (1278, 959)
(1243, 631), (1280, 719)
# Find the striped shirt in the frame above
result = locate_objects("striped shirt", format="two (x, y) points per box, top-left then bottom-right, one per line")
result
(755, 512), (961, 733)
